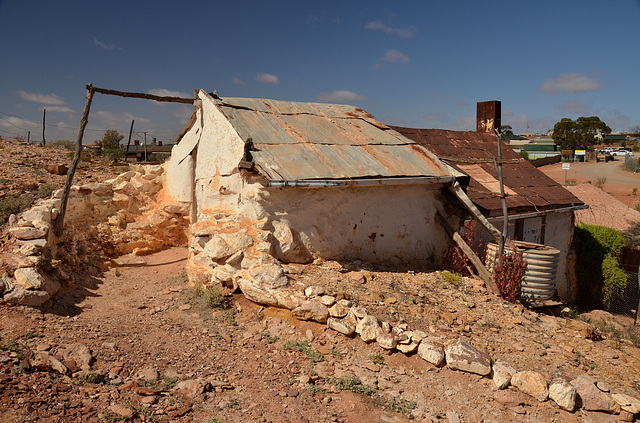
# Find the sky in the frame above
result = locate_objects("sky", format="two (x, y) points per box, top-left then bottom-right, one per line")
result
(1, 0), (639, 144)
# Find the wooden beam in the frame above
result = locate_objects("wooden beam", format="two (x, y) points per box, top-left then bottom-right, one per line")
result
(441, 157), (519, 165)
(436, 211), (499, 295)
(449, 181), (502, 243)
(54, 85), (95, 236)
(88, 85), (195, 104)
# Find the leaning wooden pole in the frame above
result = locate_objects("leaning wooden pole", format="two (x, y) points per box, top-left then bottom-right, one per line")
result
(494, 128), (509, 264)
(53, 85), (95, 237)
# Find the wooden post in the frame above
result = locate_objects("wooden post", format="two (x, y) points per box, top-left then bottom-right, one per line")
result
(27, 131), (30, 144)
(125, 119), (135, 160)
(42, 109), (46, 146)
(436, 211), (499, 295)
(53, 85), (95, 237)
(449, 181), (502, 243)
(495, 128), (508, 264)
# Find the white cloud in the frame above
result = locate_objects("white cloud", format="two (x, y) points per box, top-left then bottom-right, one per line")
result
(232, 77), (246, 86)
(541, 73), (604, 93)
(365, 20), (417, 38)
(147, 89), (192, 98)
(173, 105), (195, 122)
(316, 90), (366, 103)
(18, 91), (65, 105)
(382, 49), (410, 64)
(256, 73), (280, 85)
(46, 106), (75, 114)
(0, 115), (39, 132)
(92, 111), (150, 130)
(92, 36), (120, 51)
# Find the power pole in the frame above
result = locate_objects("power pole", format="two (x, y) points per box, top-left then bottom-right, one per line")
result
(143, 132), (148, 161)
(42, 109), (46, 146)
(125, 120), (135, 161)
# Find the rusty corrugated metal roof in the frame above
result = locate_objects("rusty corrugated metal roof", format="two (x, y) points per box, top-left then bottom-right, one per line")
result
(214, 97), (451, 182)
(392, 127), (584, 213)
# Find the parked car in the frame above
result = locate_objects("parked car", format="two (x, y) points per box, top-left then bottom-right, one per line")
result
(612, 149), (631, 156)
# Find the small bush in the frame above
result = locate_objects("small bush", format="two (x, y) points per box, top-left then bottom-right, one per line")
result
(441, 270), (462, 285)
(0, 194), (34, 225)
(37, 183), (57, 199)
(594, 176), (607, 189)
(327, 376), (374, 396)
(575, 223), (627, 308)
(493, 245), (527, 303)
(519, 151), (529, 160)
(452, 222), (484, 277)
(48, 140), (75, 150)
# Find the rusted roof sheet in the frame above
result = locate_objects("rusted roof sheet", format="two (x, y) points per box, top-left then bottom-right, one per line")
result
(215, 97), (451, 182)
(392, 126), (584, 213)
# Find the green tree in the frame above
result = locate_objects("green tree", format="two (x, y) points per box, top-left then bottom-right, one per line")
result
(552, 117), (611, 151)
(95, 129), (124, 162)
(500, 125), (514, 141)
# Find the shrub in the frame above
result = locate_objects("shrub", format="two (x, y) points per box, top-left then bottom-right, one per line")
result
(37, 184), (57, 199)
(493, 245), (527, 303)
(574, 224), (628, 308)
(518, 151), (529, 160)
(48, 140), (75, 150)
(0, 194), (34, 225)
(452, 222), (484, 277)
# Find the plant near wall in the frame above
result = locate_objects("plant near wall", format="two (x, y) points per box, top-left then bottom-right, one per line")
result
(451, 222), (485, 277)
(493, 245), (527, 303)
(574, 223), (628, 308)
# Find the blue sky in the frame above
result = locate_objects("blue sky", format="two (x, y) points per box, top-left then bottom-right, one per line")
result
(1, 0), (639, 144)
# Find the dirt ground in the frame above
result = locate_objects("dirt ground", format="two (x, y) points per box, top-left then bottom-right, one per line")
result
(539, 159), (640, 209)
(2, 247), (640, 422)
(1, 139), (640, 422)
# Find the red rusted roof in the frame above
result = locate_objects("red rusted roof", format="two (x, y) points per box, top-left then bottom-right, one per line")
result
(392, 127), (584, 214)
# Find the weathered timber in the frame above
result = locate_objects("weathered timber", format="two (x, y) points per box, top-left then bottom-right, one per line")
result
(449, 181), (502, 244)
(494, 128), (509, 263)
(436, 211), (499, 295)
(89, 85), (195, 104)
(54, 85), (95, 236)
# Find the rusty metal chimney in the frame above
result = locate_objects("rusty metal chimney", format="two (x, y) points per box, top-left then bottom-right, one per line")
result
(476, 100), (501, 133)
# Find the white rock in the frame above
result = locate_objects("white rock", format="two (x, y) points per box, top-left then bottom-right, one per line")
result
(417, 339), (445, 367)
(549, 380), (577, 411)
(511, 371), (549, 402)
(444, 339), (492, 376)
(492, 360), (516, 390)
(355, 315), (380, 343)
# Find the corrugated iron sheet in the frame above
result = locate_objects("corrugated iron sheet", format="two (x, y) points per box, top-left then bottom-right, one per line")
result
(214, 97), (450, 181)
(392, 126), (584, 212)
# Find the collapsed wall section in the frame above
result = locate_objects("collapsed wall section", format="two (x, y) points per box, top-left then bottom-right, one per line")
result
(1, 164), (189, 307)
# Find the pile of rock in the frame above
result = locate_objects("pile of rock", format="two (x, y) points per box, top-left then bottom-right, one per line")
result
(1, 164), (188, 306)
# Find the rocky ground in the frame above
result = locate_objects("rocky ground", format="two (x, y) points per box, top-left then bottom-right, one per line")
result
(1, 138), (640, 422)
(1, 246), (640, 422)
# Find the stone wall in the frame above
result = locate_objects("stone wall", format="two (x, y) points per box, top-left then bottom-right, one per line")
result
(0, 164), (189, 306)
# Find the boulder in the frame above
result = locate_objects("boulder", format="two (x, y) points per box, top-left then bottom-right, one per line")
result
(3, 285), (50, 306)
(492, 360), (516, 390)
(31, 351), (68, 374)
(327, 317), (356, 337)
(612, 393), (640, 414)
(292, 300), (329, 323)
(549, 380), (577, 412)
(355, 315), (380, 343)
(511, 371), (548, 402)
(61, 343), (94, 371)
(444, 339), (491, 376)
(571, 375), (620, 413)
(417, 339), (445, 367)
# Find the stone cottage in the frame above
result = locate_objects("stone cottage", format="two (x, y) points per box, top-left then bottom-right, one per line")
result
(165, 90), (462, 298)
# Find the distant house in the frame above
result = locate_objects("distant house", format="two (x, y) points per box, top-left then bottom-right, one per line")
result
(392, 102), (587, 301)
(166, 90), (459, 276)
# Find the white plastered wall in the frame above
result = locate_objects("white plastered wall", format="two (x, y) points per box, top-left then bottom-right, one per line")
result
(260, 184), (451, 266)
(540, 211), (575, 301)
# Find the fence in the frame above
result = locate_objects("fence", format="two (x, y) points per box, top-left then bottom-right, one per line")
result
(606, 269), (639, 324)
(624, 154), (638, 173)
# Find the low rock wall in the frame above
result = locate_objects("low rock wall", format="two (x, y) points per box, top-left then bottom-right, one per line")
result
(0, 164), (189, 306)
